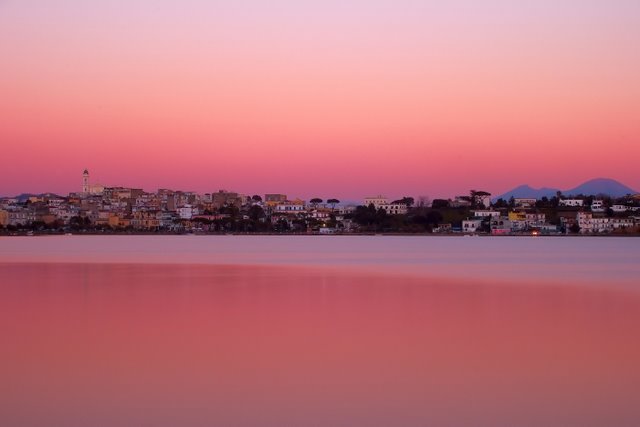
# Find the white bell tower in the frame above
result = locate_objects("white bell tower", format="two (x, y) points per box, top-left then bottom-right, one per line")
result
(82, 169), (90, 194)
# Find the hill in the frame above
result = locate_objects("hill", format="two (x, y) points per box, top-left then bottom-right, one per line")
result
(563, 178), (637, 197)
(12, 193), (64, 202)
(495, 184), (560, 201)
(496, 178), (637, 200)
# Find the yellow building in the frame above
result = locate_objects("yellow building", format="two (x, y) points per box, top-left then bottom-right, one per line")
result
(508, 211), (527, 222)
(0, 210), (8, 226)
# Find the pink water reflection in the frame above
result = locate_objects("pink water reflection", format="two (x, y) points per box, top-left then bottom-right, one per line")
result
(1, 262), (639, 426)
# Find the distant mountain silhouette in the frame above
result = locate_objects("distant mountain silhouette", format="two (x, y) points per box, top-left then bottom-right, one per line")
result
(563, 178), (637, 197)
(496, 185), (560, 200)
(496, 178), (637, 200)
(12, 193), (63, 202)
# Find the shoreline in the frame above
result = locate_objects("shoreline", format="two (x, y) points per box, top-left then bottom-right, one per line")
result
(1, 231), (638, 237)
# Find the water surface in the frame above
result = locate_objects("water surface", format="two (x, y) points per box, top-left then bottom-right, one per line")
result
(1, 236), (639, 426)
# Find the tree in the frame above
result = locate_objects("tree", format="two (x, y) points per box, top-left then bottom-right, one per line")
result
(392, 197), (414, 207)
(535, 197), (550, 208)
(251, 195), (262, 202)
(275, 218), (290, 232)
(327, 198), (340, 209)
(494, 198), (507, 208)
(353, 205), (377, 228)
(248, 205), (265, 222)
(431, 199), (449, 209)
(310, 198), (323, 208)
(70, 216), (86, 230)
(470, 190), (491, 208)
(426, 210), (443, 225)
(417, 196), (431, 208)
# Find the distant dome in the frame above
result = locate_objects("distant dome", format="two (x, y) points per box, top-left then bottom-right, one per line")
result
(83, 169), (89, 175)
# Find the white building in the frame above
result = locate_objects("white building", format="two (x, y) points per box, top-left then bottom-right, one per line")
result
(525, 213), (546, 228)
(472, 210), (500, 218)
(363, 196), (388, 209)
(591, 200), (605, 212)
(275, 201), (306, 213)
(318, 227), (337, 234)
(611, 218), (635, 230)
(577, 212), (614, 233)
(611, 204), (633, 213)
(337, 205), (357, 215)
(309, 210), (330, 219)
(490, 217), (512, 235)
(559, 199), (584, 207)
(462, 219), (483, 233)
(363, 196), (408, 215)
(177, 204), (197, 220)
(382, 203), (408, 215)
(451, 196), (472, 208)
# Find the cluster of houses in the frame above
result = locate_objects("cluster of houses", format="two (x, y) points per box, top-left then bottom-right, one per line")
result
(461, 197), (640, 235)
(1, 171), (639, 234)
(0, 188), (342, 232)
(0, 171), (357, 233)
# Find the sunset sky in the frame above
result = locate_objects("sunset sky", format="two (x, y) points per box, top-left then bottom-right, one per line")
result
(1, 0), (639, 199)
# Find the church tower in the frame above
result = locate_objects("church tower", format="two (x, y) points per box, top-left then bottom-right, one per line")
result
(82, 169), (90, 194)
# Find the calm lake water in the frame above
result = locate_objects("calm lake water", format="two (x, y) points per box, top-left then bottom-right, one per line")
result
(1, 236), (639, 426)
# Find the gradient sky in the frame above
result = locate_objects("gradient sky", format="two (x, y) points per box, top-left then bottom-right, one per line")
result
(1, 0), (639, 199)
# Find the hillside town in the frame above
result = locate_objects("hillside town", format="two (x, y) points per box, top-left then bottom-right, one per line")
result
(1, 170), (640, 235)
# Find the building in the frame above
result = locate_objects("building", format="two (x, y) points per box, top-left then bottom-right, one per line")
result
(591, 200), (605, 212)
(508, 211), (527, 222)
(363, 196), (388, 209)
(611, 204), (639, 213)
(611, 218), (635, 230)
(265, 194), (288, 206)
(318, 227), (337, 234)
(490, 217), (512, 235)
(131, 211), (161, 230)
(337, 205), (357, 215)
(81, 169), (105, 195)
(82, 169), (90, 194)
(577, 212), (614, 234)
(451, 196), (472, 208)
(514, 198), (537, 208)
(7, 209), (36, 226)
(381, 203), (408, 215)
(432, 223), (452, 233)
(177, 204), (198, 219)
(559, 199), (584, 207)
(363, 196), (408, 215)
(525, 213), (546, 228)
(212, 190), (242, 209)
(472, 210), (500, 218)
(275, 199), (306, 213)
(462, 219), (483, 233)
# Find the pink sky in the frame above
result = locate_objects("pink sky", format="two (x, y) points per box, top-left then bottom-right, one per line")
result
(1, 0), (639, 199)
